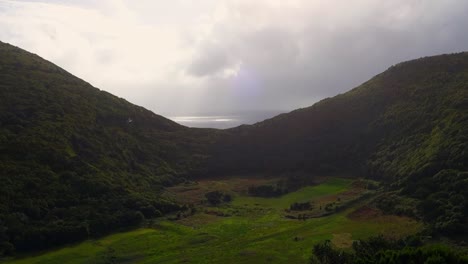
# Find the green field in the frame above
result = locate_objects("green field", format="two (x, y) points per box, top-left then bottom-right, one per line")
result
(232, 178), (350, 209)
(3, 178), (421, 264)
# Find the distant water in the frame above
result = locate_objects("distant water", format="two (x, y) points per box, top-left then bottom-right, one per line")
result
(169, 111), (284, 129)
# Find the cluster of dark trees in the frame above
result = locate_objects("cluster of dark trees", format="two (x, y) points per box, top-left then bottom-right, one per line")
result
(204, 191), (232, 205)
(311, 235), (468, 264)
(248, 174), (317, 198)
(290, 202), (312, 211)
(248, 185), (285, 197)
(324, 203), (338, 212)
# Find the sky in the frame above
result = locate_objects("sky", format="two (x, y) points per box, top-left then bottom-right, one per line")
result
(1, 0), (468, 127)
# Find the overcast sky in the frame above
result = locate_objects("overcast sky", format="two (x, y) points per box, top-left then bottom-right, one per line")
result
(1, 0), (468, 122)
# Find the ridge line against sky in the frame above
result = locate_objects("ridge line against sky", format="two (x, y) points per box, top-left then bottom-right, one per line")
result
(1, 0), (468, 123)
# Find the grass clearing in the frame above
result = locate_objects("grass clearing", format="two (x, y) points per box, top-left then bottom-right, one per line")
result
(232, 178), (351, 210)
(3, 177), (422, 264)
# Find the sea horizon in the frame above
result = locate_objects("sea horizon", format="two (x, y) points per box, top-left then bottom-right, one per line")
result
(169, 110), (284, 129)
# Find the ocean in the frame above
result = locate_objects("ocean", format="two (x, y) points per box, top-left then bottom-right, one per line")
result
(169, 110), (284, 129)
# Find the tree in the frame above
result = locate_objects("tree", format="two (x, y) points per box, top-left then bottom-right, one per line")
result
(205, 191), (224, 205)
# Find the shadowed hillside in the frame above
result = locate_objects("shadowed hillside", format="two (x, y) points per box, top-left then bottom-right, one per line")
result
(206, 53), (468, 237)
(209, 53), (467, 179)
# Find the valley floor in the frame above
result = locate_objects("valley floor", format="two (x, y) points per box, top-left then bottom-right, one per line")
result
(3, 177), (422, 264)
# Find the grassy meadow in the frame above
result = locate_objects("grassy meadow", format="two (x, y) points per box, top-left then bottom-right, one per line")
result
(4, 177), (422, 264)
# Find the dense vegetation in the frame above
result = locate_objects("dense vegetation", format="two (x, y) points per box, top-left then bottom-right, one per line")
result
(0, 41), (218, 255)
(310, 235), (468, 264)
(209, 53), (467, 179)
(0, 40), (467, 258)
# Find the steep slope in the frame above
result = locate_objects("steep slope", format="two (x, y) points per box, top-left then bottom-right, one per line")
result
(210, 53), (467, 178)
(0, 41), (217, 254)
(207, 53), (468, 235)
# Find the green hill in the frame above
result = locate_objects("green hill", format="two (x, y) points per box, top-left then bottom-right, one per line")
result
(0, 41), (218, 254)
(210, 54), (467, 177)
(0, 40), (467, 257)
(207, 53), (468, 236)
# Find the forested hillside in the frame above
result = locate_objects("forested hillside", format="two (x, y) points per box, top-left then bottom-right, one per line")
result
(0, 41), (218, 254)
(210, 53), (467, 177)
(208, 53), (468, 236)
